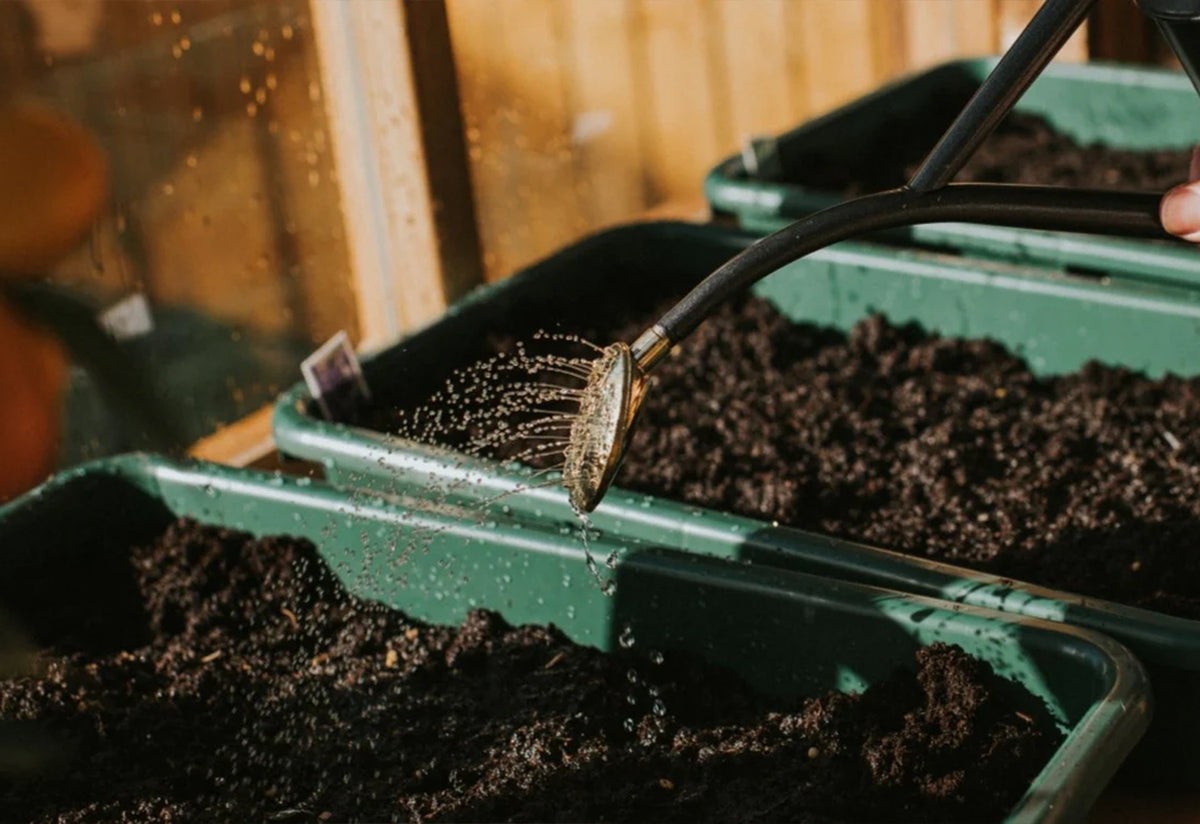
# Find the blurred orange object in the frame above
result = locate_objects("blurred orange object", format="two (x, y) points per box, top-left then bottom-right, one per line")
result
(0, 99), (108, 275)
(0, 296), (67, 501)
(0, 99), (107, 499)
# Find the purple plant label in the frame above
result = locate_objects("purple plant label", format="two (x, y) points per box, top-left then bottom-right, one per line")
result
(301, 331), (372, 422)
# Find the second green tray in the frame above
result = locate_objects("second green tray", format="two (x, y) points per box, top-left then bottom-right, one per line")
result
(704, 58), (1200, 290)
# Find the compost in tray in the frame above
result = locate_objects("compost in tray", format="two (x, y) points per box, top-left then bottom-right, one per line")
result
(357, 278), (1200, 619)
(781, 108), (1192, 195)
(0, 519), (1061, 822)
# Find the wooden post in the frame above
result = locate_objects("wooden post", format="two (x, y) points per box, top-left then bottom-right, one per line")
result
(1088, 0), (1167, 65)
(309, 0), (481, 350)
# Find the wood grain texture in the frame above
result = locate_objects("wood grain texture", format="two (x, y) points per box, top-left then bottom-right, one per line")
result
(447, 0), (1093, 286)
(495, 0), (584, 277)
(310, 0), (459, 345)
(636, 0), (722, 204)
(562, 0), (648, 230)
(402, 0), (483, 305)
(714, 0), (793, 142)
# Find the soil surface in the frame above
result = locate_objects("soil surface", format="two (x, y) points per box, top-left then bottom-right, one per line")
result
(361, 287), (1200, 619)
(783, 110), (1192, 195)
(614, 303), (1200, 619)
(0, 520), (1061, 823)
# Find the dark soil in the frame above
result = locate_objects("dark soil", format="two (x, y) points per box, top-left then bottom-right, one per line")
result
(614, 302), (1200, 619)
(360, 286), (1200, 619)
(783, 109), (1192, 195)
(0, 520), (1061, 822)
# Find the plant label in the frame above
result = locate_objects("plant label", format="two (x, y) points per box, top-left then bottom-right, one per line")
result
(99, 293), (154, 341)
(301, 330), (372, 422)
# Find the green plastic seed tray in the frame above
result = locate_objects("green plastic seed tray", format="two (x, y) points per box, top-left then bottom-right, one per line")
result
(0, 454), (1151, 823)
(704, 58), (1200, 290)
(273, 220), (1200, 783)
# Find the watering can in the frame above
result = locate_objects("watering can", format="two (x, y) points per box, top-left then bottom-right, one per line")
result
(562, 0), (1200, 513)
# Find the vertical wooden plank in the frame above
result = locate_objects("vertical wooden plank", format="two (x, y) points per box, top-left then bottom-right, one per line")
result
(712, 0), (792, 143)
(795, 1), (879, 116)
(780, 2), (814, 121)
(867, 0), (908, 81)
(310, 0), (458, 345)
(635, 0), (720, 202)
(447, 0), (583, 282)
(402, 0), (482, 303)
(1088, 0), (1156, 64)
(897, 1), (998, 73)
(562, 0), (650, 229)
(901, 1), (951, 71)
(699, 0), (735, 156)
(495, 0), (583, 274)
(949, 0), (1002, 56)
(996, 0), (1088, 61)
(444, 0), (514, 282)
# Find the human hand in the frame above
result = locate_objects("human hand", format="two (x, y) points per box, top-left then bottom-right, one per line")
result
(1160, 146), (1200, 242)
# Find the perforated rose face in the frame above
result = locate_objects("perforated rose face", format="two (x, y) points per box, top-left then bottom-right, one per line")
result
(563, 342), (634, 514)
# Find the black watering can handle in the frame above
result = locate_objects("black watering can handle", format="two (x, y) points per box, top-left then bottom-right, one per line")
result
(654, 185), (1166, 345)
(1141, 0), (1200, 92)
(642, 0), (1200, 357)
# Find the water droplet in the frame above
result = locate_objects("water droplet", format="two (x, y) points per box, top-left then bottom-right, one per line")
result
(618, 625), (635, 649)
(649, 650), (664, 665)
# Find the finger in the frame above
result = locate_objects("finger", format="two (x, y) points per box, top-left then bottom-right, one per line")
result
(1160, 181), (1200, 242)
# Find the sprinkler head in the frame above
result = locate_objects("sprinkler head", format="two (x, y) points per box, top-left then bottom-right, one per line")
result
(562, 342), (648, 513)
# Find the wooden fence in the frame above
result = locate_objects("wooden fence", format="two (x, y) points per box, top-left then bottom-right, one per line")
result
(444, 0), (1097, 282)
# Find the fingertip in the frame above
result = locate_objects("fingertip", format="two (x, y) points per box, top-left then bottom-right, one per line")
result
(1160, 182), (1200, 242)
